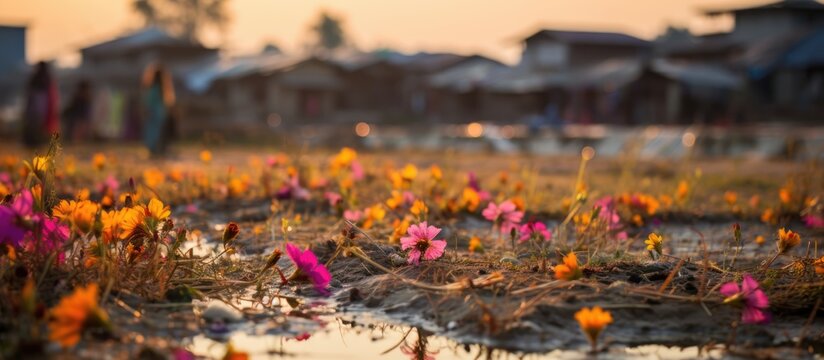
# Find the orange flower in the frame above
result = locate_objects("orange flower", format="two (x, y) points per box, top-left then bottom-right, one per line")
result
(410, 200), (428, 219)
(389, 218), (410, 244)
(92, 153), (106, 170)
(575, 306), (613, 351)
(430, 165), (443, 181)
(460, 187), (480, 212)
(200, 150), (213, 164)
(761, 208), (776, 224)
(101, 207), (144, 243)
(555, 252), (582, 281)
(814, 256), (824, 275)
(400, 164), (418, 182)
(146, 198), (171, 222)
(779, 187), (792, 205)
(143, 168), (166, 188)
(777, 228), (800, 254)
(468, 236), (484, 253)
(676, 180), (689, 201)
(724, 191), (738, 206)
(53, 200), (99, 235)
(48, 284), (109, 348)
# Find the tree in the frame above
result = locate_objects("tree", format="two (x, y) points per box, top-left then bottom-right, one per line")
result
(310, 11), (347, 52)
(133, 0), (230, 42)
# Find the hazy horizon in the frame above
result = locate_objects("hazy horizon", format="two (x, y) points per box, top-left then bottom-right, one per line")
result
(1, 0), (756, 65)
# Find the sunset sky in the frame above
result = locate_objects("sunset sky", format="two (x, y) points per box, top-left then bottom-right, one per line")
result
(0, 0), (750, 64)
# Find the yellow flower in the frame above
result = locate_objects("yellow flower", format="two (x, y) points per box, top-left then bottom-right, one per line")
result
(146, 198), (171, 222)
(468, 236), (484, 253)
(574, 306), (613, 350)
(32, 156), (49, 172)
(430, 165), (443, 181)
(48, 283), (109, 348)
(200, 150), (212, 164)
(400, 164), (418, 182)
(385, 190), (404, 210)
(461, 187), (480, 212)
(53, 200), (99, 235)
(389, 218), (410, 244)
(410, 200), (428, 219)
(101, 207), (144, 243)
(645, 233), (663, 255)
(555, 252), (582, 281)
(777, 228), (800, 254)
(362, 204), (386, 230)
(92, 153), (106, 171)
(330, 147), (357, 174)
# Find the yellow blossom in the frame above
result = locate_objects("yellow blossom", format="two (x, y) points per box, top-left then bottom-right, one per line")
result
(146, 198), (171, 222)
(401, 164), (418, 182)
(777, 228), (800, 254)
(143, 168), (165, 188)
(430, 165), (443, 181)
(410, 200), (428, 219)
(575, 306), (613, 351)
(645, 233), (663, 256)
(461, 187), (480, 212)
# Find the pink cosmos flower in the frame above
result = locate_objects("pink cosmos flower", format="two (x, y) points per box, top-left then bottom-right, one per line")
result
(802, 214), (824, 229)
(350, 160), (365, 181)
(343, 209), (362, 222)
(285, 243), (332, 296)
(518, 221), (551, 243)
(0, 190), (34, 247)
(97, 175), (120, 194)
(720, 273), (770, 325)
(400, 221), (447, 265)
(467, 172), (491, 202)
(482, 200), (523, 234)
(324, 192), (342, 207)
(276, 176), (310, 201)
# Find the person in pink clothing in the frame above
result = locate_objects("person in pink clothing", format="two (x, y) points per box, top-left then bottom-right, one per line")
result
(23, 61), (59, 147)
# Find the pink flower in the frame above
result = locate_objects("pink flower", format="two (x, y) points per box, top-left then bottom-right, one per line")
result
(324, 192), (342, 207)
(276, 176), (310, 201)
(720, 273), (770, 325)
(518, 221), (551, 243)
(482, 200), (523, 234)
(285, 243), (332, 296)
(0, 190), (35, 248)
(343, 209), (362, 222)
(802, 214), (824, 229)
(400, 221), (447, 265)
(350, 160), (365, 181)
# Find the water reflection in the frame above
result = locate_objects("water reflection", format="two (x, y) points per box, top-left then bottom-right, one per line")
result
(187, 311), (722, 360)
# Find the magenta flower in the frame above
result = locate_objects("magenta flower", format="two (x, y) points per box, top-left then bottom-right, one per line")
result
(720, 273), (771, 325)
(802, 214), (824, 229)
(482, 200), (523, 234)
(518, 221), (551, 243)
(285, 243), (332, 296)
(0, 208), (26, 247)
(0, 190), (35, 247)
(400, 221), (447, 265)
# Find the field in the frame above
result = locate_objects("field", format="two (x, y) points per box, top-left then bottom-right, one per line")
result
(0, 140), (822, 359)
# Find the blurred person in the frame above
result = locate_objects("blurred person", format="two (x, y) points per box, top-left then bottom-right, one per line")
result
(141, 64), (176, 156)
(22, 61), (59, 147)
(62, 80), (93, 143)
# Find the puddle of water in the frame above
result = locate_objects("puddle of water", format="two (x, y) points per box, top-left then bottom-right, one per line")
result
(186, 309), (723, 360)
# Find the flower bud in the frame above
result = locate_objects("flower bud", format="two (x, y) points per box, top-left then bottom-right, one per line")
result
(223, 222), (240, 246)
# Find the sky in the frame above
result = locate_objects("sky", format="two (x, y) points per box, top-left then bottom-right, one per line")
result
(0, 0), (749, 65)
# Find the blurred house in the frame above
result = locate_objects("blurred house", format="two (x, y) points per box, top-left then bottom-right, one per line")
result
(0, 24), (27, 107)
(68, 27), (218, 138)
(664, 0), (824, 122)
